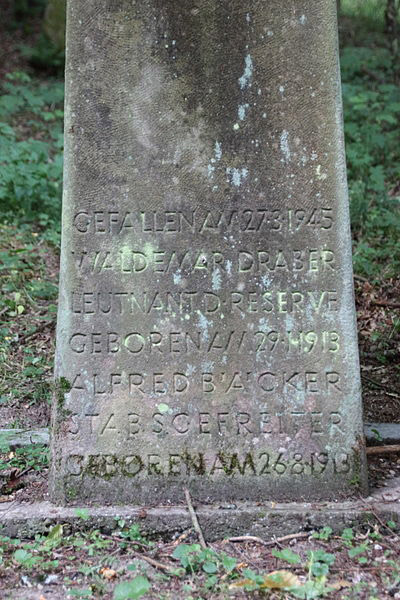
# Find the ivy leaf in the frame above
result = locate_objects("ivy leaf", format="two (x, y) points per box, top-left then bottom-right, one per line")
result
(172, 543), (201, 566)
(202, 561), (218, 574)
(290, 580), (327, 599)
(13, 549), (32, 564)
(272, 548), (301, 564)
(348, 545), (367, 558)
(310, 562), (329, 577)
(113, 576), (151, 600)
(308, 550), (335, 565)
(221, 553), (237, 573)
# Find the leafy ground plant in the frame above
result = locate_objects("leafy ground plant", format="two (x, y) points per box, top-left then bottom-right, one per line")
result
(0, 443), (48, 474)
(341, 43), (400, 279)
(0, 71), (64, 229)
(0, 223), (58, 430)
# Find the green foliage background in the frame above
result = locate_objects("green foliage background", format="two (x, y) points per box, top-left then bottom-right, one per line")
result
(0, 72), (63, 244)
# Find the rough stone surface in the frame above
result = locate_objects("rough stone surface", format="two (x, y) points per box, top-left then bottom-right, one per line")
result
(4, 422), (397, 450)
(3, 423), (398, 450)
(50, 0), (367, 504)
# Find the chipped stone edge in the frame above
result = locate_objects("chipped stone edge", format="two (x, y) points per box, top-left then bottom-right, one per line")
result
(1, 498), (399, 540)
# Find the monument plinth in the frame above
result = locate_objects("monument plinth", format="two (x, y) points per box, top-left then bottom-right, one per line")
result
(50, 0), (367, 504)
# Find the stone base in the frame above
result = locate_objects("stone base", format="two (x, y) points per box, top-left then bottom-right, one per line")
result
(2, 480), (399, 540)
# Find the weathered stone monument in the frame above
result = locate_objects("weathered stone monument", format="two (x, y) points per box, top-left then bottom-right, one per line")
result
(50, 0), (368, 505)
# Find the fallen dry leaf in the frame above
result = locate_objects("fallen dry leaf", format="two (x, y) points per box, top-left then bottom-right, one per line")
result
(230, 570), (300, 591)
(330, 579), (352, 590)
(99, 567), (117, 580)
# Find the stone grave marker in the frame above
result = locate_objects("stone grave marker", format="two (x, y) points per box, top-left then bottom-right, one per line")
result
(50, 0), (368, 504)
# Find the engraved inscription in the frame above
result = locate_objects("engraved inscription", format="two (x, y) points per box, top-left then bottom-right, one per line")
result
(69, 409), (345, 439)
(65, 450), (352, 478)
(68, 330), (340, 355)
(70, 289), (339, 315)
(69, 370), (342, 395)
(73, 207), (334, 235)
(71, 248), (336, 275)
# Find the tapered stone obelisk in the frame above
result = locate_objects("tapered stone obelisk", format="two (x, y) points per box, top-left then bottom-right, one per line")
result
(50, 0), (367, 504)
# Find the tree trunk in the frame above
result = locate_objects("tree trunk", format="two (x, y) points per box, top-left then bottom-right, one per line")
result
(43, 0), (66, 51)
(385, 0), (399, 83)
(385, 0), (398, 37)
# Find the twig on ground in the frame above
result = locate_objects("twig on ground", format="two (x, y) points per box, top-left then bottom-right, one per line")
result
(266, 532), (311, 545)
(331, 566), (394, 573)
(14, 466), (34, 480)
(19, 320), (54, 344)
(224, 532), (310, 546)
(171, 530), (191, 547)
(224, 535), (269, 546)
(366, 445), (400, 455)
(184, 487), (207, 548)
(361, 376), (400, 399)
(371, 300), (400, 309)
(102, 534), (175, 573)
(102, 534), (149, 550)
(131, 551), (176, 573)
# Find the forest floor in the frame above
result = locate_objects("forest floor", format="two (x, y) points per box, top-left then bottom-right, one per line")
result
(0, 516), (400, 600)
